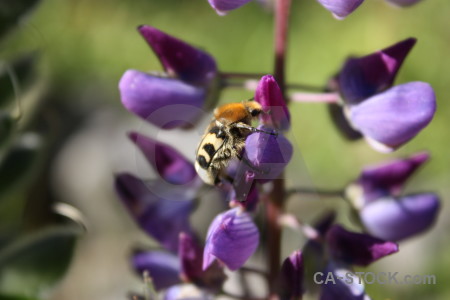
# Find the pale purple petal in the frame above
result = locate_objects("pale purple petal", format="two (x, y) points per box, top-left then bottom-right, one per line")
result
(164, 284), (213, 300)
(208, 0), (253, 15)
(358, 152), (429, 202)
(360, 194), (440, 241)
(255, 75), (290, 130)
(138, 25), (217, 85)
(339, 38), (416, 104)
(114, 173), (194, 252)
(316, 0), (364, 19)
(280, 250), (304, 298)
(326, 225), (398, 266)
(119, 70), (206, 129)
(320, 263), (368, 300)
(244, 126), (293, 183)
(203, 208), (259, 271)
(132, 250), (181, 290)
(349, 82), (436, 152)
(128, 132), (197, 185)
(386, 0), (422, 7)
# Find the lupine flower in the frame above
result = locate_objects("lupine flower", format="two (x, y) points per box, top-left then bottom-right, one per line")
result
(346, 152), (440, 241)
(115, 173), (195, 252)
(280, 250), (304, 299)
(203, 207), (259, 270)
(119, 25), (219, 129)
(332, 38), (436, 152)
(319, 262), (368, 300)
(208, 0), (253, 15)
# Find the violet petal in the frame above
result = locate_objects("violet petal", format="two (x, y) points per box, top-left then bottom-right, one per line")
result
(349, 82), (436, 152)
(115, 173), (194, 252)
(132, 250), (181, 290)
(320, 263), (368, 300)
(255, 75), (290, 130)
(203, 208), (259, 271)
(316, 0), (364, 19)
(244, 126), (293, 183)
(326, 225), (398, 266)
(138, 25), (217, 85)
(208, 0), (253, 15)
(358, 152), (429, 202)
(128, 132), (197, 185)
(360, 193), (440, 241)
(281, 250), (304, 298)
(339, 38), (416, 104)
(119, 70), (206, 129)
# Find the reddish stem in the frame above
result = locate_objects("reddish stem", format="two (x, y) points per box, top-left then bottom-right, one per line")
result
(274, 0), (291, 92)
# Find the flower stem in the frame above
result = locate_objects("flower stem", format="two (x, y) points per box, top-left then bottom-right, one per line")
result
(290, 91), (341, 103)
(287, 187), (344, 198)
(274, 0), (291, 93)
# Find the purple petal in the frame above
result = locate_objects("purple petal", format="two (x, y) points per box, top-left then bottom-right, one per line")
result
(320, 263), (368, 300)
(128, 132), (197, 185)
(360, 193), (440, 241)
(280, 250), (304, 298)
(326, 225), (398, 266)
(339, 38), (416, 104)
(132, 250), (181, 290)
(358, 152), (429, 202)
(229, 180), (260, 211)
(203, 208), (259, 271)
(164, 284), (212, 300)
(138, 25), (217, 85)
(119, 70), (206, 129)
(255, 75), (290, 130)
(386, 0), (422, 7)
(349, 82), (436, 152)
(244, 126), (293, 183)
(208, 0), (253, 15)
(115, 173), (194, 252)
(316, 0), (364, 19)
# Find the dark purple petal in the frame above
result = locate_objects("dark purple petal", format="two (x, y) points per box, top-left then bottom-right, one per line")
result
(132, 250), (181, 290)
(386, 0), (422, 7)
(326, 225), (398, 266)
(339, 38), (416, 104)
(208, 0), (253, 15)
(138, 25), (217, 85)
(119, 70), (206, 129)
(255, 75), (290, 130)
(349, 82), (436, 152)
(128, 132), (197, 185)
(115, 173), (194, 252)
(179, 233), (226, 290)
(320, 263), (368, 300)
(316, 0), (364, 19)
(244, 126), (293, 183)
(203, 208), (259, 271)
(357, 152), (429, 202)
(281, 250), (304, 298)
(360, 193), (440, 241)
(229, 179), (260, 211)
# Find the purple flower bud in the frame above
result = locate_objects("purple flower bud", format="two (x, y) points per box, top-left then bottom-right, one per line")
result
(326, 225), (398, 266)
(115, 173), (194, 252)
(244, 126), (293, 183)
(357, 152), (429, 203)
(203, 208), (259, 271)
(179, 233), (226, 290)
(360, 193), (440, 241)
(386, 0), (422, 7)
(338, 38), (416, 105)
(316, 0), (364, 19)
(128, 132), (197, 185)
(138, 25), (217, 85)
(349, 82), (436, 152)
(320, 263), (368, 300)
(208, 0), (253, 15)
(119, 70), (207, 129)
(255, 75), (290, 131)
(132, 250), (181, 290)
(280, 250), (304, 298)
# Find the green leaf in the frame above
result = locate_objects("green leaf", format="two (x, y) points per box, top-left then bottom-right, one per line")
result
(0, 53), (38, 108)
(0, 133), (42, 198)
(0, 226), (81, 298)
(0, 0), (41, 40)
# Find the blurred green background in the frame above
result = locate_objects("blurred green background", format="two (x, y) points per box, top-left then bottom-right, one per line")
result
(1, 0), (449, 299)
